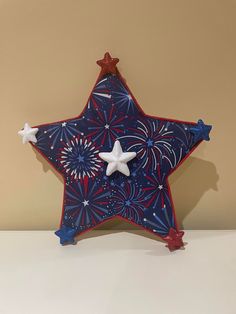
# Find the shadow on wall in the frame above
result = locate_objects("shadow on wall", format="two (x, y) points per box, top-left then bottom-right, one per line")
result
(169, 156), (219, 229)
(32, 146), (64, 184)
(32, 147), (219, 231)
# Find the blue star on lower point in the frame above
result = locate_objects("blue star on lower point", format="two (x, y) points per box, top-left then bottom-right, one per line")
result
(190, 119), (212, 142)
(21, 52), (212, 251)
(55, 226), (77, 245)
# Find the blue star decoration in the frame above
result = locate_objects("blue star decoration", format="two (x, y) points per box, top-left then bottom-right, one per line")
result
(190, 119), (212, 142)
(55, 226), (77, 245)
(19, 52), (212, 251)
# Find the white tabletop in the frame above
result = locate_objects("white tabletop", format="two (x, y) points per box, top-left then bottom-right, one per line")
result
(0, 230), (235, 314)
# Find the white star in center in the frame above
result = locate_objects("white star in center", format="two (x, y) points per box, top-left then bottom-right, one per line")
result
(104, 124), (110, 129)
(99, 140), (136, 176)
(158, 185), (163, 190)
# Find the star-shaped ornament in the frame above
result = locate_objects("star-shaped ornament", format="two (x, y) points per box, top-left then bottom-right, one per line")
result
(19, 52), (212, 251)
(96, 52), (119, 77)
(18, 123), (38, 144)
(190, 119), (212, 142)
(99, 140), (136, 176)
(163, 228), (185, 251)
(55, 226), (77, 245)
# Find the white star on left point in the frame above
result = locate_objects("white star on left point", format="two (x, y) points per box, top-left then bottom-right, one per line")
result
(82, 200), (89, 207)
(18, 123), (39, 144)
(99, 140), (136, 176)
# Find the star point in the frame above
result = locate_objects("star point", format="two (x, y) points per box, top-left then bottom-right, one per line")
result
(18, 123), (38, 144)
(55, 226), (77, 245)
(163, 228), (185, 251)
(96, 52), (119, 77)
(190, 119), (212, 142)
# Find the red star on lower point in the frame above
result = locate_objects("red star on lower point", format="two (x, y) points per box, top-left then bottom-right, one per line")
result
(163, 228), (185, 251)
(96, 52), (119, 77)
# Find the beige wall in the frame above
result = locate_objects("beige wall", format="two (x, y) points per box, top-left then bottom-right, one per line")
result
(0, 0), (235, 230)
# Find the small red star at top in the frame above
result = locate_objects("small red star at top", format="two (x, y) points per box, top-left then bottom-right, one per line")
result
(96, 52), (119, 77)
(163, 228), (185, 251)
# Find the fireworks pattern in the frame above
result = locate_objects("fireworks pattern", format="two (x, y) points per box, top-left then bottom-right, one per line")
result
(111, 181), (147, 223)
(64, 177), (112, 230)
(87, 104), (127, 148)
(58, 136), (102, 180)
(108, 77), (138, 114)
(31, 58), (211, 246)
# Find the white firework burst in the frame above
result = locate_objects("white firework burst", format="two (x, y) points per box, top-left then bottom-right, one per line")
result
(59, 137), (102, 180)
